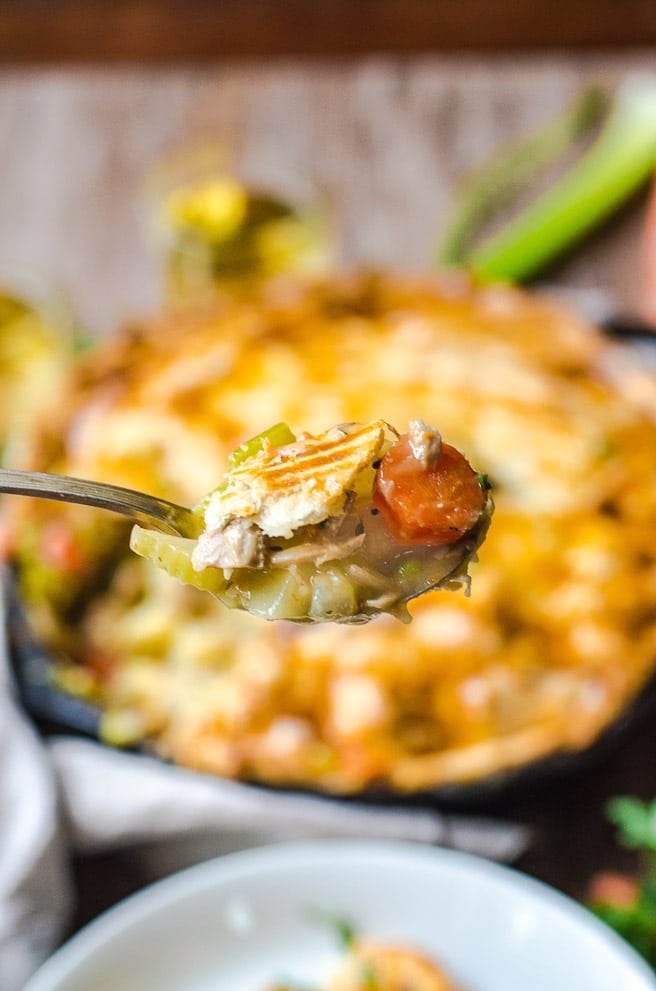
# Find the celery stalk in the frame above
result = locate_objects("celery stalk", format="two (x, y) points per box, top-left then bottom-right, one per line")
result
(438, 86), (608, 266)
(227, 422), (296, 470)
(466, 75), (656, 283)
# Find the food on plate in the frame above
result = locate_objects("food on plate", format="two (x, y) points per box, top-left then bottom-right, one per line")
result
(130, 418), (492, 623)
(326, 938), (461, 991)
(268, 936), (462, 991)
(8, 272), (656, 793)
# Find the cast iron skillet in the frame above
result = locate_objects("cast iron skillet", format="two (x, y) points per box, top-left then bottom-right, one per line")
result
(7, 316), (656, 811)
(9, 566), (656, 812)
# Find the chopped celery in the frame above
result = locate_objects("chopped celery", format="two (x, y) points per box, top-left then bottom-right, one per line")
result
(227, 422), (296, 470)
(129, 527), (230, 596)
(130, 522), (359, 622)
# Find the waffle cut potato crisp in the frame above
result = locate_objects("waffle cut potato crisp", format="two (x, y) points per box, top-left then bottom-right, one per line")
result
(10, 272), (656, 793)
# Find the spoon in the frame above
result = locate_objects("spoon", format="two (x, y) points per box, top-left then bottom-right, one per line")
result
(0, 467), (202, 537)
(0, 420), (492, 625)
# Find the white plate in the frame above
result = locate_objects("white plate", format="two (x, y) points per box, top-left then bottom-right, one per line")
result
(24, 840), (656, 991)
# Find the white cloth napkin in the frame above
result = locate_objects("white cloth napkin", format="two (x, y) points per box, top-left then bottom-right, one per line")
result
(0, 653), (71, 991)
(0, 587), (532, 991)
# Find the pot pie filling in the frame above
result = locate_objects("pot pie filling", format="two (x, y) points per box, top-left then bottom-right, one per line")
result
(130, 418), (491, 623)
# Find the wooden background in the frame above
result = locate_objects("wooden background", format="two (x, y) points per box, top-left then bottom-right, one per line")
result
(1, 1), (656, 60)
(0, 53), (654, 334)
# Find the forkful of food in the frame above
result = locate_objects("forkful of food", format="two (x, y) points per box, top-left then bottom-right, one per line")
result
(0, 419), (492, 624)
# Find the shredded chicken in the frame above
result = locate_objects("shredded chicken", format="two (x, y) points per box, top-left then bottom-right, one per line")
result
(192, 519), (265, 571)
(345, 562), (394, 592)
(270, 532), (366, 567)
(408, 418), (442, 468)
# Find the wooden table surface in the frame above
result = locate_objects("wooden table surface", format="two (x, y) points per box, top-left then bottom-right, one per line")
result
(2, 1), (656, 60)
(1, 53), (654, 334)
(2, 53), (656, 942)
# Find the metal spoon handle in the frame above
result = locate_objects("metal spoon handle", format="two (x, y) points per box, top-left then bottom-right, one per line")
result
(0, 468), (199, 537)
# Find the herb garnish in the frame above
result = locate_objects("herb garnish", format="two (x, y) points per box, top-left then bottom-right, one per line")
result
(305, 906), (356, 948)
(588, 797), (656, 967)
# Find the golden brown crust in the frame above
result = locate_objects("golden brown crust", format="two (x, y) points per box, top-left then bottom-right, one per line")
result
(11, 272), (656, 793)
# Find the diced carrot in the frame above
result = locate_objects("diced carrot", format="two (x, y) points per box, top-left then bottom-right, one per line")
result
(373, 435), (485, 546)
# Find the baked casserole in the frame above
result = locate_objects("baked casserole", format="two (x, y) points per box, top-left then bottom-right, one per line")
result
(8, 272), (656, 794)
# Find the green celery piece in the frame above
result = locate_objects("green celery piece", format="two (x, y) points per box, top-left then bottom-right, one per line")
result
(467, 74), (656, 283)
(227, 421), (296, 469)
(438, 85), (608, 266)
